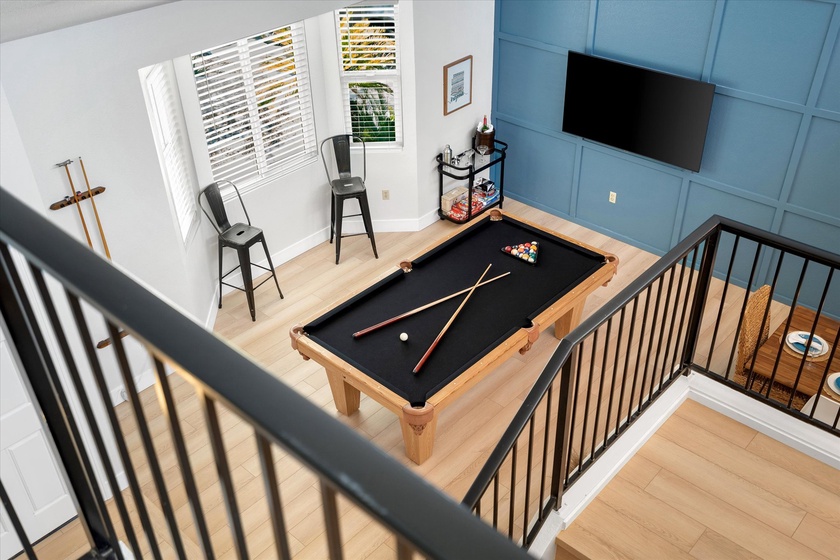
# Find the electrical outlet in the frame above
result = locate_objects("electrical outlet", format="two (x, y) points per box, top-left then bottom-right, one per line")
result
(382, 189), (390, 201)
(609, 191), (617, 204)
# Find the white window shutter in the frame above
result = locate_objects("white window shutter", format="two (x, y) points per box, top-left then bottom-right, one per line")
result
(145, 62), (199, 243)
(191, 23), (317, 187)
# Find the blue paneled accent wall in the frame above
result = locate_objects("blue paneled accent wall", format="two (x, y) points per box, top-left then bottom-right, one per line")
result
(492, 0), (840, 260)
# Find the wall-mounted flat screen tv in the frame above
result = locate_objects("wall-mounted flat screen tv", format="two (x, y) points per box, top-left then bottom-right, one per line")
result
(562, 51), (715, 172)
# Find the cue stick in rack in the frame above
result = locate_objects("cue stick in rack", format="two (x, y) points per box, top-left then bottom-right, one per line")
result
(56, 159), (93, 249)
(413, 264), (492, 374)
(353, 271), (510, 338)
(79, 157), (111, 260)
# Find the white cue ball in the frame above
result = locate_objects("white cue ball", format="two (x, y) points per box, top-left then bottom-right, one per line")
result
(400, 332), (409, 342)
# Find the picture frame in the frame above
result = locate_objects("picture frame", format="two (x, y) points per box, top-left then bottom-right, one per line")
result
(443, 55), (473, 115)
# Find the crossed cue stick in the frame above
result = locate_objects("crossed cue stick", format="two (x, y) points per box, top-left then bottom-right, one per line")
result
(352, 264), (505, 374)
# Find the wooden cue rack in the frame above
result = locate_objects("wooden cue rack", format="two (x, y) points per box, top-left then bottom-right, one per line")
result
(47, 184), (124, 349)
(49, 186), (106, 210)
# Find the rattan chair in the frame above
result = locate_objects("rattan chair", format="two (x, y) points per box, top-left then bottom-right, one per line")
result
(735, 284), (772, 378)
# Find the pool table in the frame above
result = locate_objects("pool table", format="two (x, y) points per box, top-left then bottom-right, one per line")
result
(290, 209), (618, 464)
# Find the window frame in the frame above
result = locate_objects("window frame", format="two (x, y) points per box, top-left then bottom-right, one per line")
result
(335, 3), (403, 148)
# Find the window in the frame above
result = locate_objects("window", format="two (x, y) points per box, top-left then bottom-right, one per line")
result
(191, 23), (316, 187)
(143, 62), (199, 243)
(336, 3), (402, 145)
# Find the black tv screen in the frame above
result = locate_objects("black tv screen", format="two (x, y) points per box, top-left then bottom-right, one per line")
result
(562, 51), (715, 172)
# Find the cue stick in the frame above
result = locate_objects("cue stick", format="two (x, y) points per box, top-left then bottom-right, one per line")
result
(79, 157), (111, 260)
(413, 264), (492, 374)
(57, 159), (93, 248)
(353, 271), (510, 338)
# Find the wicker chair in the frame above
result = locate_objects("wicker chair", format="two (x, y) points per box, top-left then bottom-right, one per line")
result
(735, 284), (772, 378)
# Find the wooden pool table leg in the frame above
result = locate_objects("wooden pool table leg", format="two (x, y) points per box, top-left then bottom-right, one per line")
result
(401, 403), (437, 464)
(325, 367), (361, 415)
(554, 304), (584, 340)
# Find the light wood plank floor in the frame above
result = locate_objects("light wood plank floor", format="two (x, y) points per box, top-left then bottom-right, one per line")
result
(556, 399), (840, 560)
(25, 200), (835, 559)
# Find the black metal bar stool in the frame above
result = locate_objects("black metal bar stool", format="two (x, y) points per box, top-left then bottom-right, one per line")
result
(198, 181), (283, 321)
(320, 134), (378, 264)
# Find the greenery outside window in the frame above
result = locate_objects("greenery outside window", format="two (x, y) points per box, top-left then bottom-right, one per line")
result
(336, 4), (402, 145)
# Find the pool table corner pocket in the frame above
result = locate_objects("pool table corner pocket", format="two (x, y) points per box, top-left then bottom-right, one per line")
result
(519, 321), (541, 355)
(401, 402), (438, 464)
(289, 324), (309, 359)
(603, 253), (620, 286)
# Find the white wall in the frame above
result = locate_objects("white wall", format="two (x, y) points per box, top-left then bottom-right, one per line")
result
(413, 0), (496, 218)
(0, 0), (496, 397)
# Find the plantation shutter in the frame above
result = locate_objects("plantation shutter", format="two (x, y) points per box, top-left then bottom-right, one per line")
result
(146, 62), (199, 242)
(191, 23), (317, 186)
(336, 4), (402, 144)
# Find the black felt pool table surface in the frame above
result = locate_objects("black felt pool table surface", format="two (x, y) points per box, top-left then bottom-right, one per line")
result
(304, 215), (606, 405)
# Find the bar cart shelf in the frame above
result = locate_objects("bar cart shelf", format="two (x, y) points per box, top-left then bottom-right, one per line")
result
(436, 138), (507, 223)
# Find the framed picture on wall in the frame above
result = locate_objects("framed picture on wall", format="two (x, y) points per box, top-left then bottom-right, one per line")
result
(443, 55), (472, 115)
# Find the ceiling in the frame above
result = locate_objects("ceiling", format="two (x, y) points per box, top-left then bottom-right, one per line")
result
(0, 0), (176, 43)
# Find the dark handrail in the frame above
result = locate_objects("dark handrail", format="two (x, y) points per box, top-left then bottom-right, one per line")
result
(464, 211), (840, 511)
(0, 187), (530, 560)
(462, 214), (723, 508)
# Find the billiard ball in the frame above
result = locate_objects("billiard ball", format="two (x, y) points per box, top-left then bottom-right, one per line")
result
(400, 332), (408, 342)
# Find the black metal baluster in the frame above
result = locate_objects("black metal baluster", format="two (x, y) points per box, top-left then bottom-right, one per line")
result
(761, 256), (802, 398)
(724, 240), (762, 384)
(321, 481), (344, 560)
(66, 298), (161, 560)
(605, 308), (626, 445)
(579, 333), (598, 470)
(704, 235), (740, 373)
(659, 265), (684, 386)
(675, 247), (701, 373)
(0, 245), (115, 558)
(617, 298), (640, 436)
(493, 474), (500, 529)
(202, 394), (250, 559)
(645, 277), (665, 402)
(523, 417), (535, 545)
(538, 383), (553, 517)
(563, 345), (584, 480)
(256, 433), (292, 560)
(508, 441), (517, 540)
(591, 322), (611, 462)
(28, 267), (124, 559)
(786, 265), (831, 408)
(654, 266), (677, 391)
(683, 232), (720, 369)
(746, 252), (785, 392)
(632, 286), (653, 417)
(154, 359), (215, 558)
(109, 326), (187, 558)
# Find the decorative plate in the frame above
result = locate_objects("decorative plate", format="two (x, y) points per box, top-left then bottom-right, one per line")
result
(785, 331), (828, 357)
(827, 372), (840, 397)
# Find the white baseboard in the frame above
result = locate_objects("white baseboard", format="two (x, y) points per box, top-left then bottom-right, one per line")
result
(220, 211), (441, 295)
(687, 372), (840, 468)
(332, 208), (441, 234)
(532, 371), (840, 559)
(528, 376), (692, 559)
